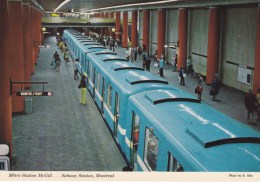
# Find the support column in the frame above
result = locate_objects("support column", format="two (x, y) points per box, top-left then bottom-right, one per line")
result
(122, 11), (128, 48)
(131, 10), (138, 48)
(157, 9), (166, 60)
(23, 3), (31, 89)
(0, 0), (12, 158)
(143, 10), (150, 54)
(30, 7), (35, 74)
(105, 13), (109, 18)
(253, 6), (260, 92)
(115, 12), (120, 40)
(206, 7), (221, 84)
(177, 8), (188, 71)
(9, 0), (24, 112)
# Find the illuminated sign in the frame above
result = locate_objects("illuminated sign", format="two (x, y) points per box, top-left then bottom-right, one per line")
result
(16, 91), (53, 96)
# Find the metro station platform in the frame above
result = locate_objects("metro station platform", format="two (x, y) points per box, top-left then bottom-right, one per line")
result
(11, 36), (260, 171)
(114, 47), (260, 132)
(11, 37), (126, 171)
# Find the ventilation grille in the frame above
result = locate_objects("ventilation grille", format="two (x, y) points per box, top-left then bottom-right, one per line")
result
(103, 58), (128, 62)
(113, 67), (144, 71)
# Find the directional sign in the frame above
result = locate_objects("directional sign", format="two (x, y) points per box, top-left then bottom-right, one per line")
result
(16, 91), (53, 96)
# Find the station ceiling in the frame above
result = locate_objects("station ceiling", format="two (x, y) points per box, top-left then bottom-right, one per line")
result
(35, 0), (259, 13)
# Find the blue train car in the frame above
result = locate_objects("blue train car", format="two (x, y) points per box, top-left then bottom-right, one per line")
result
(63, 29), (260, 172)
(84, 51), (181, 155)
(126, 89), (260, 171)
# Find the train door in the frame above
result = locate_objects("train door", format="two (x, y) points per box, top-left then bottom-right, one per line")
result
(113, 92), (120, 138)
(86, 60), (90, 86)
(101, 77), (105, 115)
(93, 68), (96, 98)
(167, 153), (184, 172)
(130, 112), (140, 169)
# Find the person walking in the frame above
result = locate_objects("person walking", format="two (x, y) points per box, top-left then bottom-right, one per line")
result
(179, 66), (185, 86)
(55, 55), (61, 71)
(210, 74), (220, 101)
(51, 51), (58, 69)
(244, 89), (257, 124)
(80, 75), (87, 105)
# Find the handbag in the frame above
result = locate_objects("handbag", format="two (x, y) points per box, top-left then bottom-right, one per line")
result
(78, 84), (82, 89)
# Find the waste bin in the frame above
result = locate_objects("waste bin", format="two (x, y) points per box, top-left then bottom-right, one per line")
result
(24, 96), (32, 114)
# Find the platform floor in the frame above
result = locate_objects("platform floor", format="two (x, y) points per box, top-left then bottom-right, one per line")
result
(11, 36), (260, 171)
(11, 37), (126, 171)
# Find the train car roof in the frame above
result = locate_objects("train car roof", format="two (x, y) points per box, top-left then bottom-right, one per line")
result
(88, 52), (178, 95)
(129, 89), (260, 171)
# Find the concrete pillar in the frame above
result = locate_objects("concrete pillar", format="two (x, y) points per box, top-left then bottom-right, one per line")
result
(206, 7), (221, 84)
(115, 12), (120, 40)
(101, 13), (104, 18)
(105, 13), (109, 18)
(177, 8), (188, 71)
(0, 0), (12, 158)
(157, 9), (166, 61)
(23, 3), (31, 89)
(143, 10), (150, 54)
(122, 11), (128, 48)
(131, 10), (138, 48)
(253, 6), (260, 92)
(9, 0), (25, 112)
(30, 7), (35, 74)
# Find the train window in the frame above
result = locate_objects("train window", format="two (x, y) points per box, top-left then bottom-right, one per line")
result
(96, 72), (101, 92)
(144, 128), (158, 171)
(130, 112), (140, 166)
(106, 84), (112, 110)
(167, 152), (184, 172)
(132, 113), (140, 147)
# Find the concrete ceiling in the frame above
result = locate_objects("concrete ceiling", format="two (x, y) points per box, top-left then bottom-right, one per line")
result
(34, 0), (259, 13)
(36, 0), (161, 12)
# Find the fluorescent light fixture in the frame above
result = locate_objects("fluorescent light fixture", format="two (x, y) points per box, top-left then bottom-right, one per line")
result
(54, 0), (71, 12)
(82, 0), (181, 12)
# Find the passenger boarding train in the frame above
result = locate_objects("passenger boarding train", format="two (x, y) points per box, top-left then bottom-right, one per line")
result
(63, 29), (260, 172)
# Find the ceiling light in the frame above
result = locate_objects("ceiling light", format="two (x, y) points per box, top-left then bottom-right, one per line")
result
(54, 0), (71, 12)
(82, 0), (181, 12)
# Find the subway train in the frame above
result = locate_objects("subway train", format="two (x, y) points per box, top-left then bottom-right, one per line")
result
(63, 29), (260, 172)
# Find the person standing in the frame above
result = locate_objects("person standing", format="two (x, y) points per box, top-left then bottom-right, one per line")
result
(80, 75), (87, 105)
(172, 55), (177, 72)
(146, 58), (151, 72)
(74, 58), (79, 80)
(142, 48), (148, 69)
(159, 56), (165, 77)
(244, 89), (257, 124)
(195, 84), (203, 100)
(63, 49), (69, 65)
(210, 74), (220, 101)
(179, 66), (185, 86)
